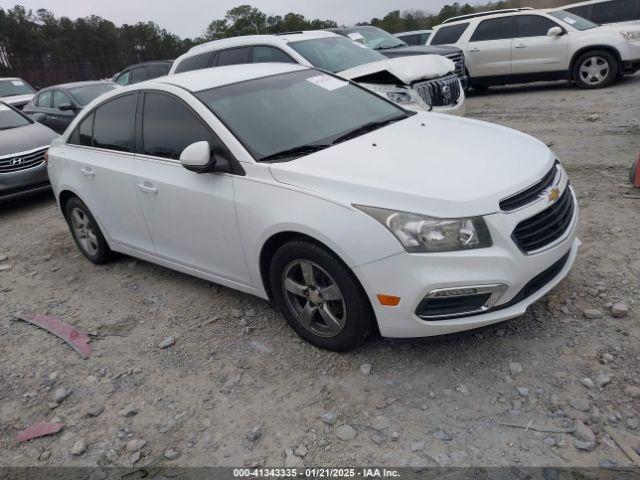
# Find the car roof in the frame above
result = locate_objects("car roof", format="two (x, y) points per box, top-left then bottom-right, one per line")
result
(187, 31), (339, 54)
(153, 62), (309, 92)
(395, 30), (433, 35)
(40, 80), (114, 91)
(560, 0), (604, 6)
(0, 77), (22, 81)
(436, 8), (543, 27)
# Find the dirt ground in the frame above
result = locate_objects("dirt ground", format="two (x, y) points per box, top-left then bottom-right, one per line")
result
(1, 74), (639, 470)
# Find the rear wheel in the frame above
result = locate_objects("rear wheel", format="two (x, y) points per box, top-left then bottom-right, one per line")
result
(269, 240), (372, 351)
(573, 50), (618, 89)
(65, 197), (112, 264)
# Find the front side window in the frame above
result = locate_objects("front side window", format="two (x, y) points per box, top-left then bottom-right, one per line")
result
(0, 78), (36, 97)
(197, 69), (407, 162)
(141, 92), (225, 160)
(174, 51), (214, 74)
(53, 90), (72, 108)
(548, 10), (599, 30)
(516, 15), (560, 37)
(592, 0), (638, 23)
(252, 46), (296, 64)
(471, 17), (515, 42)
(217, 47), (250, 66)
(289, 37), (385, 73)
(36, 90), (53, 108)
(92, 94), (136, 152)
(0, 103), (31, 130)
(68, 112), (94, 146)
(69, 84), (117, 106)
(430, 23), (470, 45)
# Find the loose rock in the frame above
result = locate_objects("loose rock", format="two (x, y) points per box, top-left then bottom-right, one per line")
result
(87, 404), (105, 417)
(611, 302), (629, 318)
(159, 336), (175, 349)
(53, 387), (69, 403)
(125, 439), (146, 452)
(580, 378), (595, 389)
(119, 406), (138, 417)
(625, 386), (640, 398)
(360, 363), (372, 375)
(569, 398), (591, 412)
(70, 439), (86, 456)
(320, 412), (337, 425)
(596, 374), (611, 388)
(509, 362), (523, 376)
(574, 440), (596, 451)
(164, 449), (180, 460)
(583, 309), (603, 319)
(573, 420), (596, 443)
(335, 425), (356, 441)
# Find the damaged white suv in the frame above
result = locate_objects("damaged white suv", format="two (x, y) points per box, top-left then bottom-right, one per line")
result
(169, 31), (465, 116)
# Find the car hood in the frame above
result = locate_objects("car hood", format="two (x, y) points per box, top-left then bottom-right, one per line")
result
(338, 55), (455, 85)
(591, 24), (640, 33)
(1, 93), (35, 106)
(0, 122), (58, 157)
(379, 44), (460, 57)
(268, 113), (554, 218)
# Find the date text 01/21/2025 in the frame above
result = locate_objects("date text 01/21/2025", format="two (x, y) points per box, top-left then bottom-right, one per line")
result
(232, 468), (400, 478)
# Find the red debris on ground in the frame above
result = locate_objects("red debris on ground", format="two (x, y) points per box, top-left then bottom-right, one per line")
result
(15, 313), (92, 359)
(16, 422), (64, 442)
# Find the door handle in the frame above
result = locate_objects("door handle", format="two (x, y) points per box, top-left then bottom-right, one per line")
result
(514, 44), (527, 49)
(469, 48), (480, 53)
(137, 182), (158, 194)
(80, 167), (95, 178)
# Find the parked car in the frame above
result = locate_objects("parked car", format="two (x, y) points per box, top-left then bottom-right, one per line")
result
(47, 63), (579, 350)
(427, 7), (640, 89)
(112, 60), (173, 86)
(0, 77), (37, 109)
(23, 81), (117, 134)
(0, 102), (58, 202)
(395, 29), (434, 46)
(564, 0), (640, 26)
(327, 26), (465, 81)
(169, 32), (465, 116)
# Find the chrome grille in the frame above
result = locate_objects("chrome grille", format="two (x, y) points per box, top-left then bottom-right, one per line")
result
(445, 52), (465, 76)
(0, 147), (47, 173)
(500, 162), (559, 212)
(414, 74), (461, 107)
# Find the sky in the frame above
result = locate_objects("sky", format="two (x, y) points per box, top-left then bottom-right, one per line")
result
(0, 0), (483, 38)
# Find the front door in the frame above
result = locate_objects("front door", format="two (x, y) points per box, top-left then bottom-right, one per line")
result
(465, 16), (515, 78)
(511, 15), (570, 75)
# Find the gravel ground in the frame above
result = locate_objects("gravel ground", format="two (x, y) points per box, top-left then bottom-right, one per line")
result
(1, 74), (639, 469)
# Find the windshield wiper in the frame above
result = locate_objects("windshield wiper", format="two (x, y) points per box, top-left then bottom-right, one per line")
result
(260, 144), (330, 162)
(331, 116), (407, 145)
(375, 44), (404, 50)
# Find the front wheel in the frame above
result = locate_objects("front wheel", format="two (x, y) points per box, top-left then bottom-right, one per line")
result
(269, 240), (373, 351)
(573, 50), (618, 89)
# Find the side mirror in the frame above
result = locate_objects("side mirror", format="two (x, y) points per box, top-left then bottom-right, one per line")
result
(179, 141), (229, 174)
(58, 103), (76, 112)
(547, 26), (564, 37)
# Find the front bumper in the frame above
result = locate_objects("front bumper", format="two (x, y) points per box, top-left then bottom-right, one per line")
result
(354, 183), (579, 338)
(0, 161), (50, 202)
(621, 58), (640, 74)
(431, 89), (466, 116)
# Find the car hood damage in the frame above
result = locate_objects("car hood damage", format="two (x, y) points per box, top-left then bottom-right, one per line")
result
(338, 54), (455, 85)
(269, 113), (555, 218)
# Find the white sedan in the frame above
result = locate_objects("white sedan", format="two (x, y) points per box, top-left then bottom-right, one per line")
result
(47, 63), (580, 351)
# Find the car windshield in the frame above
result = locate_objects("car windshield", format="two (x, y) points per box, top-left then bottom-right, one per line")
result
(69, 84), (117, 106)
(548, 10), (599, 30)
(342, 27), (407, 50)
(0, 103), (31, 130)
(0, 79), (36, 97)
(197, 69), (408, 162)
(289, 36), (386, 73)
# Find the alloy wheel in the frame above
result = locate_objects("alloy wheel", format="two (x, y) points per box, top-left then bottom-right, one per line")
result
(70, 207), (99, 256)
(579, 56), (610, 86)
(282, 259), (346, 338)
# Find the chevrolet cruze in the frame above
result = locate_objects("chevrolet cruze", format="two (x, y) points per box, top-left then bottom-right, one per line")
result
(47, 63), (580, 351)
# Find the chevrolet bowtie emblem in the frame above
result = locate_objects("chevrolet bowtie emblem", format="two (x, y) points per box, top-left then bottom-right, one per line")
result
(547, 187), (560, 202)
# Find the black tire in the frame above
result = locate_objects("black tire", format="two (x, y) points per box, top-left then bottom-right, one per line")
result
(269, 240), (373, 351)
(572, 50), (618, 89)
(64, 196), (112, 264)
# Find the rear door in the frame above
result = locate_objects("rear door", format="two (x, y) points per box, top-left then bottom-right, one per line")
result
(511, 15), (570, 74)
(66, 93), (154, 252)
(466, 17), (515, 78)
(133, 91), (250, 284)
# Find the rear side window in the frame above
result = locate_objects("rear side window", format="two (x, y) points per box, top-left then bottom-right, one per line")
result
(141, 92), (226, 161)
(430, 23), (470, 45)
(592, 0), (639, 23)
(515, 15), (559, 37)
(174, 52), (214, 74)
(36, 90), (52, 108)
(216, 47), (250, 66)
(471, 17), (515, 41)
(145, 64), (171, 79)
(53, 90), (72, 108)
(92, 94), (137, 152)
(251, 46), (296, 64)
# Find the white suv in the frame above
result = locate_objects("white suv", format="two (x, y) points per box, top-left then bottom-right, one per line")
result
(169, 31), (465, 115)
(427, 7), (640, 89)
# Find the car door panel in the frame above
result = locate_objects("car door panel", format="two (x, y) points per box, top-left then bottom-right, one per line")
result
(466, 17), (515, 77)
(511, 15), (570, 74)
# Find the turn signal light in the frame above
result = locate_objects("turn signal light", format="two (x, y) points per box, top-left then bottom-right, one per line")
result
(377, 294), (401, 306)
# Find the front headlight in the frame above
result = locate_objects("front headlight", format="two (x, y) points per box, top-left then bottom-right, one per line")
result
(621, 31), (640, 41)
(367, 85), (414, 104)
(355, 205), (492, 253)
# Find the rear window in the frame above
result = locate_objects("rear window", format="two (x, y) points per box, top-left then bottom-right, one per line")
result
(430, 23), (470, 45)
(470, 17), (515, 41)
(0, 103), (30, 130)
(175, 52), (214, 74)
